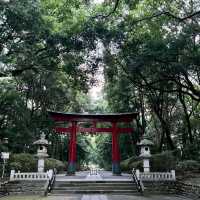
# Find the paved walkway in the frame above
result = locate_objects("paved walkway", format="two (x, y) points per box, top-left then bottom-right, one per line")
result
(46, 194), (192, 200)
(2, 194), (193, 200)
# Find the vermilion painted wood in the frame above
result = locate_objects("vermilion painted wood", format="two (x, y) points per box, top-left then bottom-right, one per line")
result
(49, 111), (139, 174)
(69, 122), (77, 162)
(54, 127), (134, 133)
(112, 122), (120, 162)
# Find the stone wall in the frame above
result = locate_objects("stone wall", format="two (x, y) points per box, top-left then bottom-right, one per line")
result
(143, 181), (176, 194)
(143, 180), (200, 199)
(175, 181), (200, 199)
(5, 180), (47, 195)
(0, 181), (9, 197)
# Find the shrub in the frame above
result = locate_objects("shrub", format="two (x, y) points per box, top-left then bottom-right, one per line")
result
(121, 151), (176, 172)
(150, 151), (176, 172)
(121, 156), (142, 171)
(176, 160), (200, 172)
(9, 153), (37, 172)
(8, 153), (66, 173)
(45, 158), (66, 172)
(9, 162), (23, 171)
(129, 160), (143, 171)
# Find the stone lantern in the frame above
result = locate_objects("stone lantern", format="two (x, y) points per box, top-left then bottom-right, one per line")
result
(33, 133), (49, 173)
(138, 137), (153, 173)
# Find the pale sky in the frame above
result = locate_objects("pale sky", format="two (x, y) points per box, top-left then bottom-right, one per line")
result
(89, 64), (104, 102)
(93, 0), (104, 4)
(89, 38), (105, 102)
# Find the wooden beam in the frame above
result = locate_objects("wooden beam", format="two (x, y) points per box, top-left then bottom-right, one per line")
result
(54, 127), (133, 134)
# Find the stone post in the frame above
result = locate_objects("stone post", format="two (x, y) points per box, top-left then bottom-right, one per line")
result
(10, 170), (15, 180)
(143, 158), (150, 172)
(171, 170), (176, 180)
(136, 169), (140, 179)
(38, 158), (45, 173)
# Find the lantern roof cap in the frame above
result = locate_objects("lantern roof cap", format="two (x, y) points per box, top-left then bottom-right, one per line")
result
(33, 133), (49, 145)
(138, 138), (153, 146)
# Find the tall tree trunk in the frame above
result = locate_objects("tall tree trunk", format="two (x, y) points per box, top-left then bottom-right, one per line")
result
(159, 130), (165, 152)
(155, 109), (175, 151)
(178, 91), (193, 144)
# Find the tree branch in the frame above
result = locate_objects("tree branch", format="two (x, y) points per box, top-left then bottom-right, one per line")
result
(92, 0), (120, 19)
(133, 10), (200, 24)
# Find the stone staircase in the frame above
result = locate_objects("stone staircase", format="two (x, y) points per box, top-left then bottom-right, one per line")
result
(4, 180), (47, 195)
(50, 180), (139, 195)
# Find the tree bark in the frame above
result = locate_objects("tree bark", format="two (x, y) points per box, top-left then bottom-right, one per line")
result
(178, 90), (193, 144)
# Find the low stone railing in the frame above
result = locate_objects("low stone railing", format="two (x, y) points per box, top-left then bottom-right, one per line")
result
(10, 170), (53, 181)
(44, 169), (56, 196)
(132, 169), (144, 194)
(136, 170), (176, 181)
(90, 168), (99, 175)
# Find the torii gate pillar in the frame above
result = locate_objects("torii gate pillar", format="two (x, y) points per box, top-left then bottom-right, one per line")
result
(112, 122), (121, 175)
(68, 121), (77, 175)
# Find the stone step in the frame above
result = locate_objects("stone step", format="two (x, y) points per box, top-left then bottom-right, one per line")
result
(51, 189), (139, 194)
(53, 187), (137, 191)
(54, 183), (135, 187)
(54, 184), (136, 187)
(8, 188), (44, 191)
(6, 184), (44, 188)
(51, 179), (139, 195)
(55, 180), (133, 184)
(177, 192), (199, 199)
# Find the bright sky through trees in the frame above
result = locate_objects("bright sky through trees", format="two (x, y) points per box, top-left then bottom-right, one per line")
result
(93, 0), (104, 4)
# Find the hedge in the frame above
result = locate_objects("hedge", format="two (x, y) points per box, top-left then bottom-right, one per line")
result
(8, 153), (65, 172)
(176, 160), (200, 173)
(121, 151), (176, 172)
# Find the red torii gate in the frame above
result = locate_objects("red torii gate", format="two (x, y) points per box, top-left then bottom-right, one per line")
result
(48, 111), (139, 175)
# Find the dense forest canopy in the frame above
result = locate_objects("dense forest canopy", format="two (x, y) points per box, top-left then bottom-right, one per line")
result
(0, 0), (199, 169)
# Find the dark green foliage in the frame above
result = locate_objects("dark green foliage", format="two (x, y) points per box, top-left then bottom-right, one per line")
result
(45, 158), (66, 172)
(0, 0), (94, 165)
(120, 151), (176, 172)
(9, 153), (37, 172)
(182, 143), (200, 161)
(120, 157), (143, 172)
(0, 0), (200, 172)
(101, 0), (200, 157)
(8, 153), (65, 172)
(150, 151), (177, 172)
(95, 135), (112, 169)
(176, 160), (200, 173)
